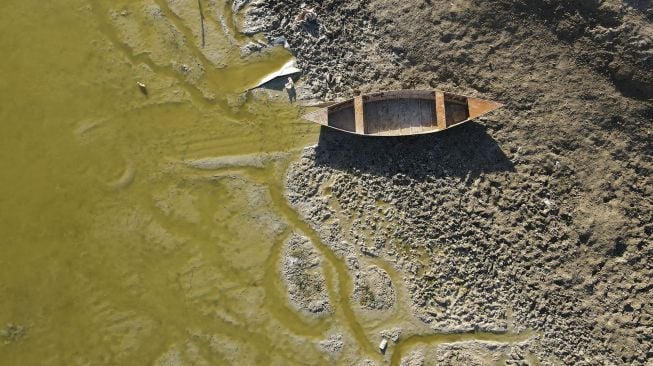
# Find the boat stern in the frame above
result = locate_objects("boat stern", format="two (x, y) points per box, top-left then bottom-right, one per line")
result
(467, 97), (504, 119)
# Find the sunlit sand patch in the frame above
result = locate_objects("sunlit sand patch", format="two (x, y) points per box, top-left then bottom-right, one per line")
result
(154, 343), (210, 366)
(75, 117), (110, 144)
(389, 329), (537, 365)
(183, 152), (289, 170)
(399, 339), (537, 366)
(143, 218), (188, 253)
(105, 162), (136, 190)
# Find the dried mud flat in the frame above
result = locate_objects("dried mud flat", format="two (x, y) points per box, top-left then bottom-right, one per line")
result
(281, 233), (332, 317)
(244, 0), (653, 364)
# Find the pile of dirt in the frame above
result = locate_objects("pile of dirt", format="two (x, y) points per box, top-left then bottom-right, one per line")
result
(246, 0), (652, 364)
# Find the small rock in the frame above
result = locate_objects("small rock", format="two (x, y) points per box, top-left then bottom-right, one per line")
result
(379, 338), (388, 353)
(136, 81), (147, 95)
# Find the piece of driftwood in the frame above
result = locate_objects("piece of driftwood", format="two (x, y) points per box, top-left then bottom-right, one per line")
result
(248, 59), (301, 91)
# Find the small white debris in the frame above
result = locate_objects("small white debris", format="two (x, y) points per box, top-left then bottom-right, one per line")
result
(136, 81), (147, 95)
(379, 338), (388, 353)
(180, 64), (191, 73)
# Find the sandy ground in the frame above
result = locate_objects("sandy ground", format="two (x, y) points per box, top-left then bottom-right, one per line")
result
(243, 0), (652, 364)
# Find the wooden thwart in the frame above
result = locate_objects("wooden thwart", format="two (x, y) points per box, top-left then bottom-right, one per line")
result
(435, 91), (446, 130)
(354, 96), (365, 134)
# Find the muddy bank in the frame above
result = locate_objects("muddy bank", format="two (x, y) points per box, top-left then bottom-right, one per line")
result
(281, 233), (331, 316)
(245, 0), (652, 364)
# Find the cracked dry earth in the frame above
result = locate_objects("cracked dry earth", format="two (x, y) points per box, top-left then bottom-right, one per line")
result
(240, 0), (653, 364)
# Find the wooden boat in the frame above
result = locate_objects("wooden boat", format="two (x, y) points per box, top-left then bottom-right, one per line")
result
(302, 90), (503, 136)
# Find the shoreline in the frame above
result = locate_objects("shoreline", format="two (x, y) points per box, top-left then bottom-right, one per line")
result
(244, 0), (653, 364)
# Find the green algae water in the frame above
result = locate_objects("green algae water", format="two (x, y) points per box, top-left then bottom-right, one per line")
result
(0, 0), (325, 364)
(0, 1), (534, 364)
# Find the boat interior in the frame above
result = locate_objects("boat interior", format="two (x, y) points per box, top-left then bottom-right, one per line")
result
(326, 90), (474, 136)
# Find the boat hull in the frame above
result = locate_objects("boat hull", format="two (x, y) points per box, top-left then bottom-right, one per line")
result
(302, 90), (502, 136)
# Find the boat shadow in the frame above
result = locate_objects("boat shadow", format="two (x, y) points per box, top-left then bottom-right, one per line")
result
(312, 122), (515, 179)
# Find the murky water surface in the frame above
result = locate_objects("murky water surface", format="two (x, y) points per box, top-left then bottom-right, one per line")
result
(0, 0), (322, 364)
(1, 1), (532, 364)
